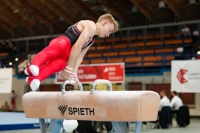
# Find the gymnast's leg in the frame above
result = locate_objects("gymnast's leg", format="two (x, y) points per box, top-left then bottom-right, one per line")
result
(26, 57), (66, 91)
(24, 36), (69, 76)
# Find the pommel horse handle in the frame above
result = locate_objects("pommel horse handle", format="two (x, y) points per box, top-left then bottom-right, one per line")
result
(91, 79), (112, 94)
(61, 80), (83, 95)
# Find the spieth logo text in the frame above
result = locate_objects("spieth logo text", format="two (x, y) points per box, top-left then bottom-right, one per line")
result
(58, 105), (95, 116)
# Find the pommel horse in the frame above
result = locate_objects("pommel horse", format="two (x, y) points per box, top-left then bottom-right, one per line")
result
(22, 79), (160, 133)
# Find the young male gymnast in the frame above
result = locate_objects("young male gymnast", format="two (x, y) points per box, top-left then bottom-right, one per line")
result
(24, 13), (119, 91)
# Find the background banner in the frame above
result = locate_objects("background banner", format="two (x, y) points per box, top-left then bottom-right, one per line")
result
(171, 60), (200, 93)
(55, 63), (125, 84)
(0, 68), (13, 93)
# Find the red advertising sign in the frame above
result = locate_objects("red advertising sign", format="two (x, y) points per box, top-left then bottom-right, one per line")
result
(55, 63), (125, 84)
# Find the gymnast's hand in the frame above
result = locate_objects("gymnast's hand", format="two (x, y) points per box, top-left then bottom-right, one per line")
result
(56, 70), (70, 80)
(68, 73), (79, 86)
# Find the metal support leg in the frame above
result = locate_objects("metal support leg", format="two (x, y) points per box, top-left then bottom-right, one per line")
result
(39, 119), (47, 133)
(47, 119), (64, 133)
(134, 122), (142, 133)
(111, 122), (129, 133)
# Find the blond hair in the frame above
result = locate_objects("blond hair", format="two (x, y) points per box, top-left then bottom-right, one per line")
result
(97, 13), (119, 33)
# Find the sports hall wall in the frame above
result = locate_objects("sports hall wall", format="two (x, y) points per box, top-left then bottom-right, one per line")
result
(0, 75), (200, 116)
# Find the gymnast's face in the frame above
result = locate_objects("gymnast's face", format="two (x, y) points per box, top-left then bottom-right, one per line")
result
(98, 20), (114, 38)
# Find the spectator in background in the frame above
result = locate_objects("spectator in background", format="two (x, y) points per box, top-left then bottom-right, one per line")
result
(0, 40), (17, 55)
(8, 41), (17, 56)
(159, 90), (170, 111)
(0, 41), (3, 52)
(170, 91), (185, 126)
(1, 101), (10, 112)
(153, 90), (171, 129)
(11, 90), (17, 112)
(0, 40), (8, 52)
(170, 91), (183, 111)
(177, 24), (191, 39)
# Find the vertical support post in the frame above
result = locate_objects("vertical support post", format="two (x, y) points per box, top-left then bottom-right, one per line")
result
(143, 28), (147, 36)
(47, 119), (63, 133)
(15, 60), (19, 75)
(44, 38), (47, 47)
(111, 122), (129, 133)
(134, 122), (142, 133)
(127, 30), (131, 45)
(160, 27), (164, 34)
(16, 41), (19, 58)
(197, 23), (200, 30)
(39, 118), (47, 133)
(120, 30), (123, 42)
(178, 25), (182, 33)
(127, 29), (130, 37)
(26, 40), (29, 55)
(111, 33), (115, 45)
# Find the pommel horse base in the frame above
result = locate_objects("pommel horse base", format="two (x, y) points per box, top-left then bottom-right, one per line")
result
(22, 79), (160, 133)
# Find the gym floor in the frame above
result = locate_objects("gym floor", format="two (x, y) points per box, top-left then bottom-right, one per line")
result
(0, 118), (199, 133)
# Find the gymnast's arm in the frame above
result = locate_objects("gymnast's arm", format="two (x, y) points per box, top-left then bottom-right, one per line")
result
(73, 42), (94, 73)
(59, 43), (93, 80)
(67, 21), (96, 69)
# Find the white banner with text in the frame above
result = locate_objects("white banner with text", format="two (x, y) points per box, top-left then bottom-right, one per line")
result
(0, 68), (13, 93)
(171, 60), (200, 92)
